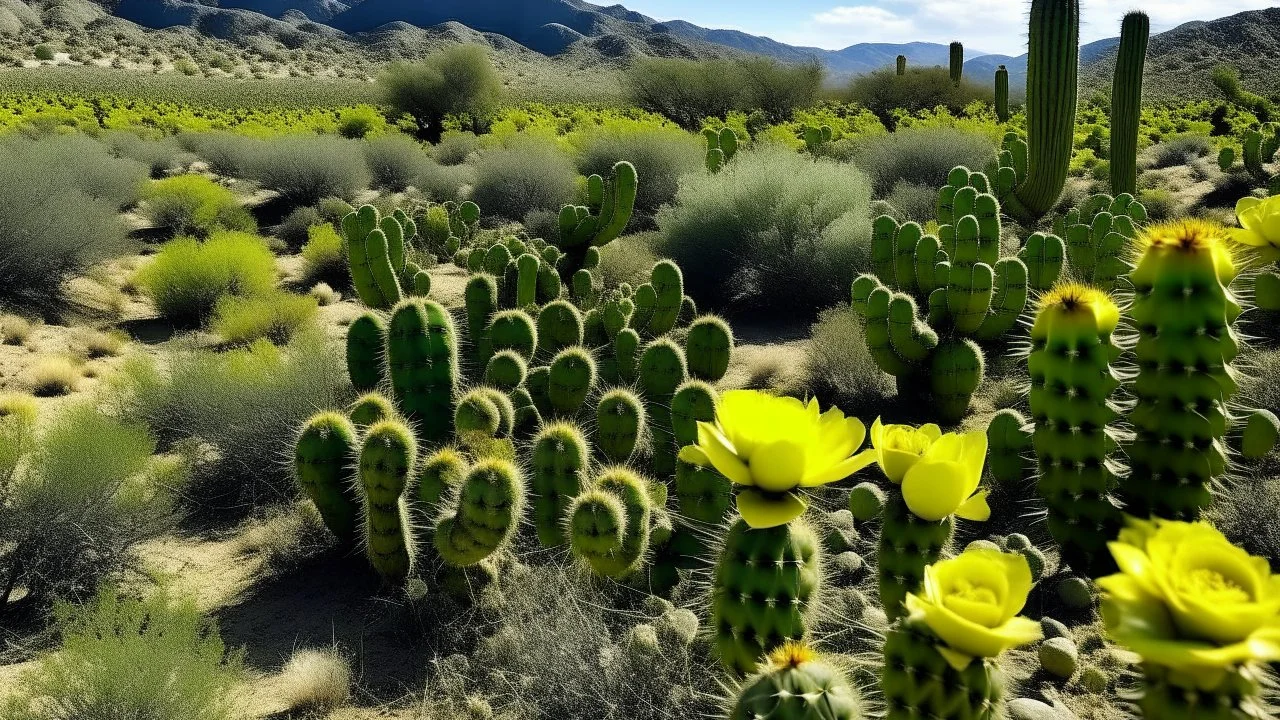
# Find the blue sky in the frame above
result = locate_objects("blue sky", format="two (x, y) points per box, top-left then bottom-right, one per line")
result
(621, 1), (1277, 56)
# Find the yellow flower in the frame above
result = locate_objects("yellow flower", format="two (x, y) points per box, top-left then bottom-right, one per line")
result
(867, 418), (990, 522)
(691, 390), (874, 529)
(905, 548), (1042, 670)
(1098, 518), (1280, 677)
(1231, 195), (1280, 262)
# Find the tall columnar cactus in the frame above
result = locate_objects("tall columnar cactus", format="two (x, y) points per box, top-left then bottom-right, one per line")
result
(646, 260), (684, 335)
(1018, 232), (1066, 291)
(995, 65), (1010, 122)
(985, 409), (1032, 485)
(711, 518), (822, 674)
(896, 54), (906, 76)
(705, 127), (739, 173)
(1122, 221), (1241, 521)
(878, 490), (955, 621)
(294, 412), (360, 545)
(728, 641), (864, 720)
(346, 312), (385, 393)
(996, 0), (1080, 223)
(639, 338), (688, 476)
(1110, 12), (1149, 196)
(465, 273), (498, 363)
(434, 459), (526, 567)
(949, 41), (964, 84)
(385, 300), (457, 443)
(530, 422), (589, 547)
(359, 420), (417, 583)
(567, 467), (653, 579)
(1029, 284), (1124, 576)
(596, 389), (645, 463)
(557, 161), (637, 276)
(1053, 192), (1147, 290)
(343, 205), (408, 309)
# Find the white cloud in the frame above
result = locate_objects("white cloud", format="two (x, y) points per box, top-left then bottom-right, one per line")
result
(814, 5), (915, 33)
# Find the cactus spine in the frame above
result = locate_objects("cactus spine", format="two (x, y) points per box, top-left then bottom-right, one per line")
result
(359, 420), (417, 583)
(1122, 221), (1240, 521)
(1029, 284), (1124, 575)
(1110, 12), (1149, 196)
(434, 459), (525, 567)
(530, 422), (589, 547)
(995, 65), (1009, 122)
(386, 300), (458, 443)
(711, 519), (822, 674)
(949, 41), (964, 84)
(567, 467), (652, 579)
(295, 412), (360, 545)
(729, 641), (863, 720)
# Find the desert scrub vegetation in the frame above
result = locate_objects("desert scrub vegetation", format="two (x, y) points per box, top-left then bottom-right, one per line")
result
(2, 589), (243, 720)
(276, 647), (352, 714)
(657, 145), (873, 315)
(300, 222), (348, 288)
(625, 56), (823, 129)
(112, 330), (349, 512)
(574, 125), (703, 216)
(211, 290), (319, 346)
(136, 230), (277, 326)
(103, 130), (190, 178)
(851, 125), (998, 197)
(846, 66), (994, 128)
(243, 134), (370, 207)
(0, 403), (173, 611)
(364, 132), (433, 192)
(379, 44), (503, 143)
(141, 174), (256, 238)
(471, 137), (578, 221)
(801, 306), (896, 415)
(25, 356), (82, 397)
(431, 129), (480, 165)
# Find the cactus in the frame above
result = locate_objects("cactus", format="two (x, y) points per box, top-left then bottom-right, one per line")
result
(295, 412), (361, 545)
(416, 447), (467, 516)
(1218, 146), (1236, 172)
(596, 388), (646, 463)
(1136, 664), (1266, 720)
(615, 328), (641, 384)
(685, 315), (734, 382)
(1243, 123), (1280, 182)
(640, 339), (688, 477)
(547, 346), (597, 416)
(705, 127), (739, 173)
(1110, 12), (1149, 196)
(711, 518), (822, 674)
(949, 41), (964, 84)
(997, 0), (1080, 223)
(878, 492), (954, 620)
(802, 125), (833, 153)
(1030, 284), (1124, 575)
(995, 65), (1010, 122)
(346, 312), (385, 392)
(434, 459), (525, 567)
(359, 420), (417, 583)
(530, 422), (589, 547)
(670, 451), (733, 568)
(896, 54), (906, 76)
(881, 617), (1005, 720)
(515, 253), (539, 308)
(568, 467), (652, 579)
(646, 260), (684, 335)
(728, 641), (864, 720)
(536, 300), (584, 357)
(1053, 193), (1147, 290)
(454, 387), (513, 439)
(1122, 221), (1240, 521)
(1018, 232), (1066, 291)
(986, 409), (1032, 486)
(488, 309), (538, 360)
(483, 350), (528, 391)
(349, 392), (396, 427)
(343, 205), (406, 309)
(670, 380), (717, 448)
(465, 274), (498, 363)
(386, 300), (457, 444)
(557, 161), (638, 275)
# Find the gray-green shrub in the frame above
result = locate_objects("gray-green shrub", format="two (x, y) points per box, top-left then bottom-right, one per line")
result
(802, 306), (896, 416)
(244, 135), (370, 206)
(576, 126), (702, 216)
(852, 126), (997, 196)
(657, 146), (874, 315)
(379, 45), (502, 143)
(364, 133), (431, 192)
(432, 130), (480, 165)
(471, 138), (577, 221)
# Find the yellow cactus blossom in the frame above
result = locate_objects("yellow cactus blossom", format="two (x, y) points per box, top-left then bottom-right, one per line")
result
(1098, 518), (1280, 678)
(905, 548), (1042, 670)
(865, 418), (990, 522)
(690, 390), (875, 529)
(1230, 194), (1280, 262)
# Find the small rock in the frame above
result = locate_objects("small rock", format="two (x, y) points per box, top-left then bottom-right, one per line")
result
(1057, 577), (1093, 609)
(848, 482), (886, 522)
(1040, 636), (1079, 678)
(1008, 698), (1077, 720)
(1040, 617), (1070, 639)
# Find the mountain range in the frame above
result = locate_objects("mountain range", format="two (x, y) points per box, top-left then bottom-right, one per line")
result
(61, 1), (1280, 98)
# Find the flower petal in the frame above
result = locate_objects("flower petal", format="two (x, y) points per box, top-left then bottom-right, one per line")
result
(955, 490), (991, 522)
(902, 459), (970, 521)
(678, 445), (711, 466)
(697, 421), (751, 486)
(801, 447), (878, 487)
(736, 488), (808, 529)
(749, 439), (807, 492)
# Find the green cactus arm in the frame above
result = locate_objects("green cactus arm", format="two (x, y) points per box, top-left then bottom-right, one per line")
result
(975, 258), (1029, 340)
(1110, 11), (1149, 196)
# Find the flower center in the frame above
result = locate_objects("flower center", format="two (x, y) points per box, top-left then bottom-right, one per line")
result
(884, 428), (931, 455)
(951, 579), (998, 606)
(1177, 568), (1251, 604)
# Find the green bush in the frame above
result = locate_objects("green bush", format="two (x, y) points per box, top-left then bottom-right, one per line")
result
(1149, 133), (1212, 169)
(0, 138), (134, 313)
(364, 133), (431, 192)
(471, 138), (577, 221)
(885, 181), (939, 223)
(142, 174), (256, 238)
(113, 330), (350, 512)
(276, 205), (322, 250)
(244, 135), (370, 206)
(212, 290), (318, 345)
(576, 126), (702, 216)
(851, 126), (997, 196)
(137, 230), (277, 325)
(34, 44), (54, 61)
(625, 57), (744, 130)
(432, 130), (480, 165)
(657, 146), (874, 315)
(847, 67), (992, 127)
(802, 306), (895, 416)
(596, 233), (660, 289)
(0, 403), (172, 611)
(3, 589), (243, 720)
(300, 222), (347, 287)
(379, 45), (502, 143)
(415, 158), (475, 202)
(738, 57), (825, 123)
(336, 104), (386, 139)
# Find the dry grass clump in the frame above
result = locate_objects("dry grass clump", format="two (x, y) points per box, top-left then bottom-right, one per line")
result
(276, 647), (353, 713)
(801, 307), (895, 416)
(235, 502), (330, 569)
(27, 356), (83, 397)
(75, 328), (128, 359)
(309, 282), (341, 306)
(1, 314), (33, 345)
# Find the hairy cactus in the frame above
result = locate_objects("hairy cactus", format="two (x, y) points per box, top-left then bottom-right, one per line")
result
(1122, 221), (1240, 521)
(346, 311), (385, 392)
(986, 409), (1032, 485)
(729, 641), (863, 720)
(349, 392), (396, 427)
(949, 41), (964, 84)
(645, 260), (684, 336)
(416, 447), (467, 516)
(1030, 284), (1124, 575)
(465, 273), (498, 363)
(997, 0), (1080, 223)
(995, 65), (1010, 122)
(434, 459), (526, 567)
(386, 300), (458, 443)
(596, 389), (646, 463)
(359, 419), (417, 583)
(640, 338), (688, 476)
(548, 346), (597, 416)
(295, 412), (361, 545)
(882, 617), (1005, 720)
(530, 422), (589, 547)
(685, 315), (734, 382)
(878, 492), (954, 620)
(557, 161), (637, 275)
(1110, 12), (1149, 196)
(343, 205), (407, 309)
(488, 309), (538, 360)
(536, 300), (584, 357)
(454, 387), (514, 439)
(670, 380), (717, 447)
(568, 467), (653, 579)
(483, 350), (528, 391)
(1018, 232), (1067, 291)
(711, 518), (822, 674)
(1054, 193), (1147, 290)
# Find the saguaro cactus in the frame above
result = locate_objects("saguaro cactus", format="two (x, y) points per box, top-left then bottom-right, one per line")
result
(1110, 12), (1150, 196)
(995, 65), (1010, 122)
(949, 41), (964, 84)
(896, 54), (906, 76)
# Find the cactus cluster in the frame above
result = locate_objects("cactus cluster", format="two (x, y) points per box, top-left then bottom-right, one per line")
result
(1051, 192), (1148, 290)
(851, 167), (1028, 422)
(417, 199), (481, 260)
(342, 205), (432, 309)
(1220, 122), (1280, 192)
(704, 126), (739, 173)
(556, 160), (638, 276)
